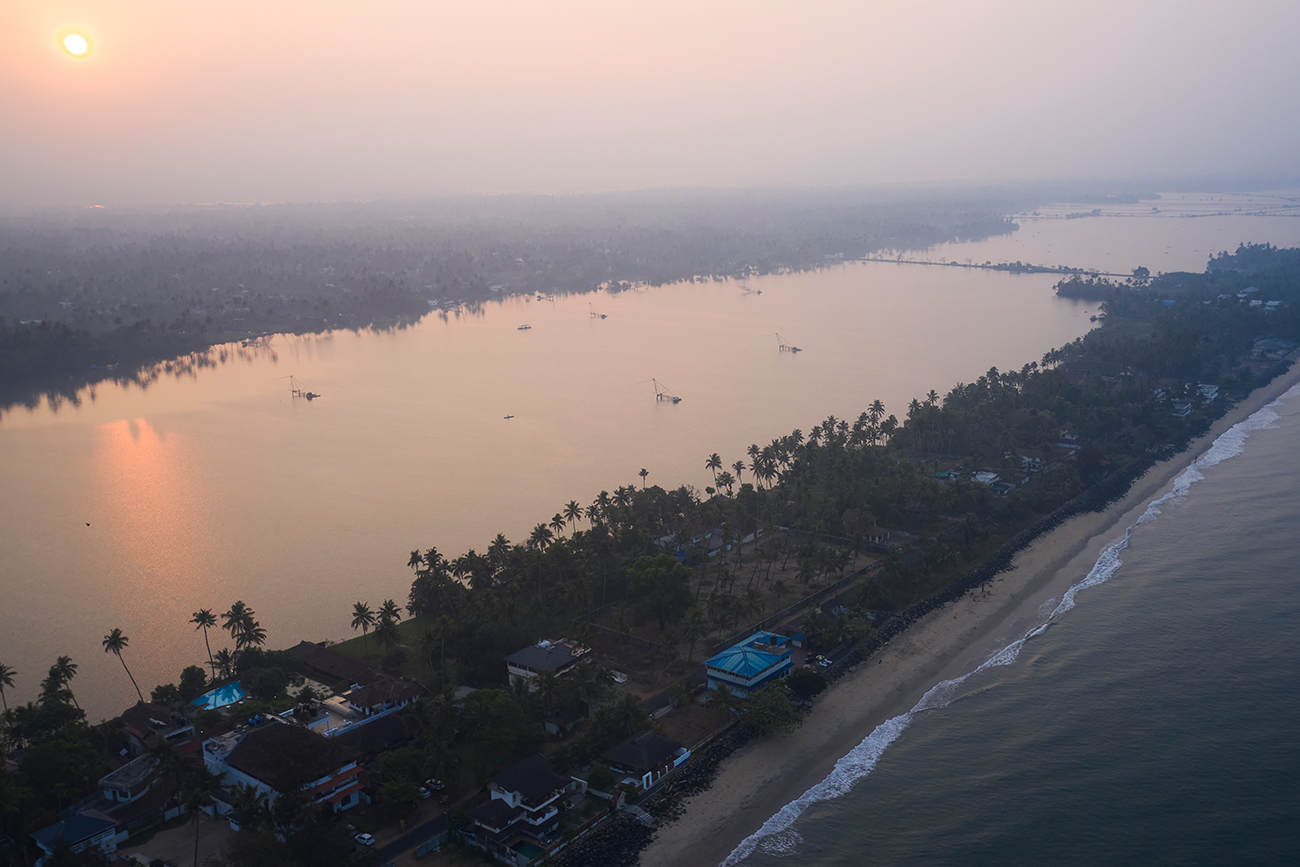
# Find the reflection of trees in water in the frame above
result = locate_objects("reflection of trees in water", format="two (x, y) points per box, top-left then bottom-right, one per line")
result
(1, 190), (1030, 416)
(0, 318), (441, 417)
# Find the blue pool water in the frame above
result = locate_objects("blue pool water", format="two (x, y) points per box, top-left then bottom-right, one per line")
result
(191, 682), (244, 710)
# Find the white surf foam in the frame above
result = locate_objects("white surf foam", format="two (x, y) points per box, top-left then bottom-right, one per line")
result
(719, 383), (1300, 865)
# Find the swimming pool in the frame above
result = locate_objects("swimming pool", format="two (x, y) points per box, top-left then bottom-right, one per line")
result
(191, 682), (244, 710)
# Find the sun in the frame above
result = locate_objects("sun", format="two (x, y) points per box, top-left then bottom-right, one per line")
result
(62, 32), (91, 58)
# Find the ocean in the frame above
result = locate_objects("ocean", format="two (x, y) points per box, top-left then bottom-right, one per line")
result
(724, 383), (1300, 865)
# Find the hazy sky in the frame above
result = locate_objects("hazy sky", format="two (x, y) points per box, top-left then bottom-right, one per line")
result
(3, 1), (1297, 206)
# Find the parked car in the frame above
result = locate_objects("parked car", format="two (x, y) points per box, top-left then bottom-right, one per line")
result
(418, 786), (432, 799)
(424, 778), (445, 791)
(355, 833), (375, 846)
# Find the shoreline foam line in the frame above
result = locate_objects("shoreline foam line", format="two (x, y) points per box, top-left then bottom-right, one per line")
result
(719, 382), (1300, 866)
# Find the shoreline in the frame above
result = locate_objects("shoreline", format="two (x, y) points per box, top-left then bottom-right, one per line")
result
(639, 361), (1300, 867)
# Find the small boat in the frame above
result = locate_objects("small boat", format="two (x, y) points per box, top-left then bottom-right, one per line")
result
(517, 324), (532, 330)
(504, 414), (515, 419)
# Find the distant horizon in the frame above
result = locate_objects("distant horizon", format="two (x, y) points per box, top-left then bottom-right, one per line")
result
(4, 173), (1300, 218)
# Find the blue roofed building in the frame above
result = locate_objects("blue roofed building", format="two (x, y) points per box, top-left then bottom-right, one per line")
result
(704, 631), (794, 697)
(31, 810), (121, 864)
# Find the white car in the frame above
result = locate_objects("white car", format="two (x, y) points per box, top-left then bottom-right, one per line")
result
(418, 786), (432, 799)
(355, 833), (375, 846)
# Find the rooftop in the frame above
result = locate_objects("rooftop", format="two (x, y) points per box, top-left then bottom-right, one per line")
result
(602, 730), (684, 774)
(222, 718), (358, 793)
(31, 811), (117, 849)
(505, 639), (589, 673)
(493, 754), (572, 808)
(704, 631), (792, 678)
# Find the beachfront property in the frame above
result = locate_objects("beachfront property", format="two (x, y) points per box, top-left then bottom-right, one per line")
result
(704, 631), (795, 697)
(600, 730), (690, 795)
(31, 699), (205, 863)
(203, 716), (364, 819)
(30, 811), (120, 865)
(462, 753), (580, 865)
(118, 701), (194, 753)
(505, 638), (590, 690)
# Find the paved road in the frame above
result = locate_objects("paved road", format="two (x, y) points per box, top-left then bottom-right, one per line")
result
(378, 809), (449, 861)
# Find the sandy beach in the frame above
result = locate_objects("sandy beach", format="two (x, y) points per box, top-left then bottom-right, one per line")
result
(640, 362), (1300, 867)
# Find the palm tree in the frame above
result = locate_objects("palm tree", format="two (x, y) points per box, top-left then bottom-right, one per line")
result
(103, 628), (144, 703)
(716, 470), (734, 495)
(190, 609), (217, 675)
(234, 619), (266, 651)
(550, 513), (567, 538)
(378, 598), (402, 625)
(705, 453), (722, 484)
(212, 648), (235, 681)
(638, 467), (649, 489)
(351, 602), (376, 655)
(731, 460), (745, 486)
(562, 500), (584, 535)
(49, 656), (80, 709)
(682, 607), (708, 662)
(0, 663), (13, 712)
(374, 613), (401, 652)
(221, 601), (253, 643)
(407, 550), (424, 572)
(181, 761), (223, 867)
(528, 523), (553, 551)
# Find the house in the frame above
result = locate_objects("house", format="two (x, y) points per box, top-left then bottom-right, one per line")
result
(1015, 449), (1048, 472)
(204, 717), (363, 818)
(118, 701), (194, 755)
(342, 676), (423, 717)
(462, 754), (578, 865)
(31, 811), (121, 865)
(505, 639), (590, 690)
(704, 631), (794, 697)
(287, 640), (383, 688)
(601, 730), (690, 795)
(98, 754), (161, 808)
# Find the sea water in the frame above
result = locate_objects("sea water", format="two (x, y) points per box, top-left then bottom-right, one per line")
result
(725, 383), (1300, 865)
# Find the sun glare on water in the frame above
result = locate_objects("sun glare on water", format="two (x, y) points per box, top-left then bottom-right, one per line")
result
(62, 33), (90, 57)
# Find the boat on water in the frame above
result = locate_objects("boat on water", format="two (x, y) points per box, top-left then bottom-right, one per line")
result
(277, 375), (321, 400)
(518, 324), (532, 330)
(775, 332), (801, 352)
(648, 378), (682, 403)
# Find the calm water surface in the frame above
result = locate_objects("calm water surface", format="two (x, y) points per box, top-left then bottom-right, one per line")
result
(2, 197), (1297, 721)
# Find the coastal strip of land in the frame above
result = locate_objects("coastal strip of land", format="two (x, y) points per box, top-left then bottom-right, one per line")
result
(640, 360), (1300, 867)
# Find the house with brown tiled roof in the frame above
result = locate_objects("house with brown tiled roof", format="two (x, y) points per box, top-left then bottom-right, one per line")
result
(118, 701), (194, 755)
(287, 640), (383, 687)
(203, 717), (363, 816)
(343, 676), (424, 717)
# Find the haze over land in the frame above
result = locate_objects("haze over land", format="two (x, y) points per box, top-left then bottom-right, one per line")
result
(3, 0), (1298, 208)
